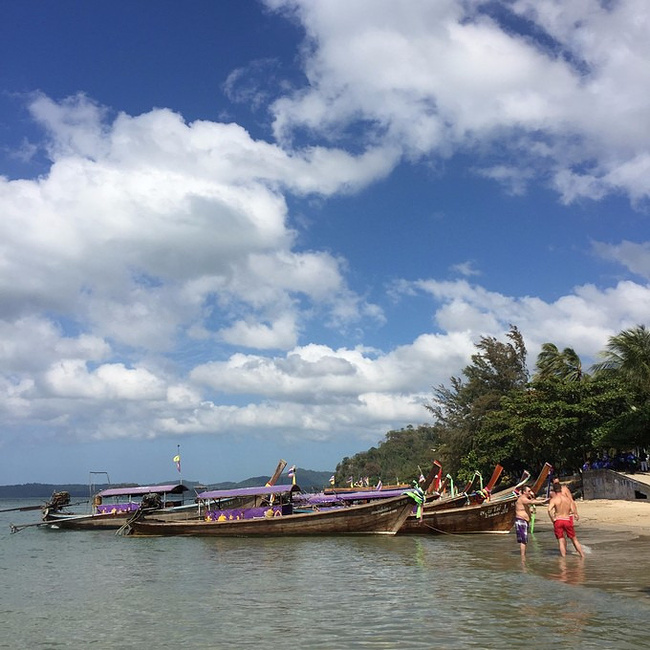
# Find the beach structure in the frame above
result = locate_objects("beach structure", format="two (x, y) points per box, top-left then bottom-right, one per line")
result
(582, 468), (650, 500)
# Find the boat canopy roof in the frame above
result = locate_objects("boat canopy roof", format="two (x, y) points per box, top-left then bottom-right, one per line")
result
(197, 484), (300, 500)
(97, 483), (189, 498)
(298, 488), (407, 505)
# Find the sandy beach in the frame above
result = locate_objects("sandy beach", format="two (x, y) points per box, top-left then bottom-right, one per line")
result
(577, 471), (650, 533)
(529, 471), (650, 536)
(573, 498), (650, 532)
(533, 498), (650, 536)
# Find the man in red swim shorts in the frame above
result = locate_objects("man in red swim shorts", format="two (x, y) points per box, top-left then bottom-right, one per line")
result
(548, 482), (585, 558)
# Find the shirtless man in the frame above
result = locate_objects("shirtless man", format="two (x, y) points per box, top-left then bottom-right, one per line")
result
(548, 482), (585, 558)
(551, 477), (577, 513)
(515, 486), (545, 561)
(550, 476), (579, 527)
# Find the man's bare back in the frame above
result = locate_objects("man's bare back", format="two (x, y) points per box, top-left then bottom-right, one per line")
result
(548, 492), (575, 519)
(548, 485), (584, 558)
(551, 478), (578, 518)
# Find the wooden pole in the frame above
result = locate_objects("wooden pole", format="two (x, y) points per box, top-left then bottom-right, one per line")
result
(0, 504), (43, 513)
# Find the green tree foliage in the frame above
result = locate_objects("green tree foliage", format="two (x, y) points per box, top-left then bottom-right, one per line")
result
(424, 325), (528, 479)
(592, 324), (650, 391)
(535, 343), (583, 382)
(334, 425), (439, 486)
(476, 374), (627, 475)
(592, 324), (650, 448)
(331, 324), (650, 490)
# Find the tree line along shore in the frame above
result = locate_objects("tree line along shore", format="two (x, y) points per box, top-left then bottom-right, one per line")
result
(333, 324), (650, 490)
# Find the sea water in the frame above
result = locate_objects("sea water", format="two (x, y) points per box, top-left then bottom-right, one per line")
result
(1, 498), (649, 649)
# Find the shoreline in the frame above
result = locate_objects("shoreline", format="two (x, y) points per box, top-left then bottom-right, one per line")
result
(533, 498), (650, 536)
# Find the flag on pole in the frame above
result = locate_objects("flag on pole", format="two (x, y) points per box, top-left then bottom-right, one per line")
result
(287, 465), (296, 485)
(329, 475), (335, 485)
(375, 479), (383, 490)
(173, 454), (181, 473)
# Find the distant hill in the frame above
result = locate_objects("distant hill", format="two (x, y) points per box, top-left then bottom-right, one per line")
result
(0, 468), (334, 499)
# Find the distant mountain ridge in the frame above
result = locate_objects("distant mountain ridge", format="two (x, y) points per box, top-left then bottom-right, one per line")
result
(0, 468), (334, 499)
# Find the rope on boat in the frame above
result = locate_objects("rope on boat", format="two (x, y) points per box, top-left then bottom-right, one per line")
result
(116, 508), (144, 536)
(116, 493), (162, 536)
(420, 522), (459, 535)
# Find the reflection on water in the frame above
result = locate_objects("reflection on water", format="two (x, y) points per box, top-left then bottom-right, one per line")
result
(1, 499), (650, 649)
(549, 556), (586, 586)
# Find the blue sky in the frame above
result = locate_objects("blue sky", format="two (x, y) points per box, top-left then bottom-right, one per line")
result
(2, 0), (650, 486)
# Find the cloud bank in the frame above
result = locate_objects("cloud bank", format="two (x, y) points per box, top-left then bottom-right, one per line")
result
(2, 1), (650, 474)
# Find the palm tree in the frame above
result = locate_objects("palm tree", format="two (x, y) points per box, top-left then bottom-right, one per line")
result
(592, 325), (650, 393)
(561, 348), (584, 382)
(535, 343), (583, 381)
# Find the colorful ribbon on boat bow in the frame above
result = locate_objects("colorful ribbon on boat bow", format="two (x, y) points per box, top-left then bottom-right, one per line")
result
(404, 482), (426, 519)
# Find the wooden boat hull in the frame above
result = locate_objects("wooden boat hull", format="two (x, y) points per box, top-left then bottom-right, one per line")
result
(42, 486), (270, 530)
(43, 511), (131, 530)
(126, 494), (416, 537)
(422, 493), (469, 512)
(42, 504), (208, 530)
(323, 484), (408, 494)
(399, 495), (517, 535)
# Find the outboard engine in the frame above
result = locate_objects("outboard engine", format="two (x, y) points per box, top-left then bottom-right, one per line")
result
(46, 491), (71, 511)
(140, 492), (162, 510)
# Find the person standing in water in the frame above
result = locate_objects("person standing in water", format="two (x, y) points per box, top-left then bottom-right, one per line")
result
(548, 482), (585, 558)
(551, 476), (579, 525)
(515, 486), (546, 561)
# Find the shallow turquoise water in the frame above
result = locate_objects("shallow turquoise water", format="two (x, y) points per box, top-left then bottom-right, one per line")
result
(1, 499), (648, 649)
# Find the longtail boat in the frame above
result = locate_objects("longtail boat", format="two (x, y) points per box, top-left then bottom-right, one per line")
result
(489, 462), (552, 502)
(323, 483), (409, 494)
(33, 459), (289, 532)
(41, 483), (191, 530)
(399, 494), (517, 535)
(399, 463), (548, 535)
(325, 460), (442, 495)
(295, 487), (409, 509)
(262, 459), (288, 486)
(529, 462), (553, 495)
(425, 460), (443, 495)
(489, 470), (531, 501)
(424, 464), (503, 511)
(121, 484), (418, 537)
